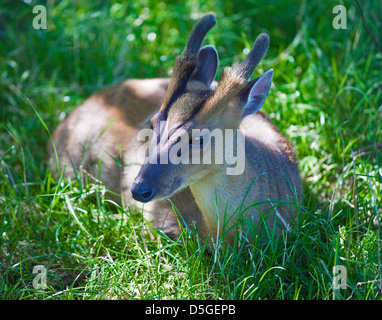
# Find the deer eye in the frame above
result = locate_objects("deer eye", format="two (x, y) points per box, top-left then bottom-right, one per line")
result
(189, 135), (204, 147)
(143, 119), (154, 130)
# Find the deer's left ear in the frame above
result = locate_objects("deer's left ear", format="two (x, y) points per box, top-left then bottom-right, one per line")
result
(243, 69), (273, 117)
(190, 45), (219, 87)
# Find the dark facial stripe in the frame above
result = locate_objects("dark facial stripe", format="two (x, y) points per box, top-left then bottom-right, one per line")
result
(164, 81), (187, 113)
(162, 57), (197, 113)
(153, 87), (214, 145)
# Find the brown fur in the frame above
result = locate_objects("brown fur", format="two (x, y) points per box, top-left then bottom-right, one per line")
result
(49, 15), (302, 245)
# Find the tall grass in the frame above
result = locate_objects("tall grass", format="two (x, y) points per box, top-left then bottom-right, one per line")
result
(0, 0), (381, 299)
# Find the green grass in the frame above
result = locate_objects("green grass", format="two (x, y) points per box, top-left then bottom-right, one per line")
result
(1, 0), (381, 300)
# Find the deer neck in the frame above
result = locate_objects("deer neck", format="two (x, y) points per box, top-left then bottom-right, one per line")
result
(189, 168), (252, 237)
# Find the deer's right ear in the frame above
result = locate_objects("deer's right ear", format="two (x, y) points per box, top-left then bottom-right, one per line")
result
(190, 45), (218, 87)
(243, 68), (273, 117)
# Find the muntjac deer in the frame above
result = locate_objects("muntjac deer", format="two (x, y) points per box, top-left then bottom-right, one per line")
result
(49, 14), (302, 244)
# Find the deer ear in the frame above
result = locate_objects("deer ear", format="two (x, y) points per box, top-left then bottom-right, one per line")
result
(243, 69), (273, 117)
(190, 45), (218, 87)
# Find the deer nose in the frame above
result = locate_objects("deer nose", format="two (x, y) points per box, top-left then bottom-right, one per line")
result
(131, 182), (155, 203)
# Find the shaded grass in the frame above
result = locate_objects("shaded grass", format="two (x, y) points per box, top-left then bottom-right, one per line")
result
(1, 0), (381, 299)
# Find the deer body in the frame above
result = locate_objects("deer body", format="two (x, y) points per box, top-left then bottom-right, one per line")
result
(49, 15), (301, 243)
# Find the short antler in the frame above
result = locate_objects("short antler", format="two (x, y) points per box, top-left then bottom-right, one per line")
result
(236, 33), (269, 80)
(203, 32), (270, 115)
(183, 14), (216, 58)
(160, 14), (216, 111)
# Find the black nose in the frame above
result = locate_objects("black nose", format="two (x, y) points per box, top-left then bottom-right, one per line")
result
(131, 183), (155, 203)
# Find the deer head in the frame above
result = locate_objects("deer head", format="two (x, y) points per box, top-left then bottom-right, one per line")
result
(131, 14), (273, 203)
